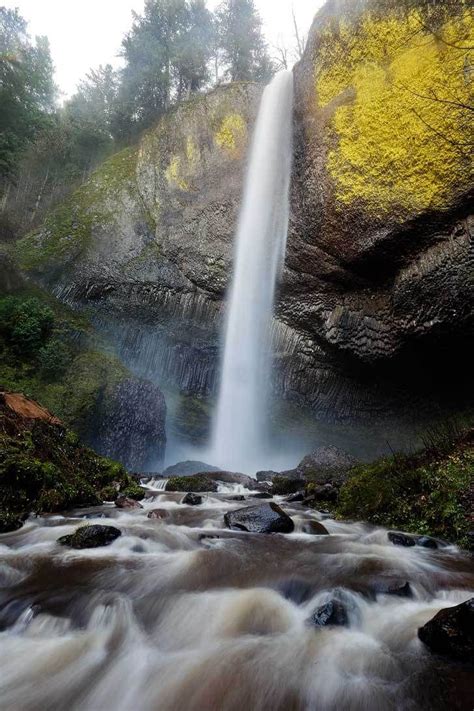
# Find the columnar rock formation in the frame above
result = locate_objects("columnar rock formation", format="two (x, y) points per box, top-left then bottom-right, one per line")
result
(14, 1), (473, 432)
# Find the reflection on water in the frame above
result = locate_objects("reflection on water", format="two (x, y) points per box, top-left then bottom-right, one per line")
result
(0, 487), (472, 711)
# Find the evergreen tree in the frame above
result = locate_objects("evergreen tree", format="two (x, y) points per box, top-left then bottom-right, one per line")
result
(118, 0), (214, 137)
(216, 0), (274, 83)
(0, 8), (56, 180)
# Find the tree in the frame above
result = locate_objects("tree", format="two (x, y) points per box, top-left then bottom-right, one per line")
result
(117, 0), (214, 136)
(0, 8), (56, 181)
(216, 0), (274, 83)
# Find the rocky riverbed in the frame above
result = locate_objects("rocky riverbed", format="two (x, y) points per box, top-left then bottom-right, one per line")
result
(0, 480), (472, 711)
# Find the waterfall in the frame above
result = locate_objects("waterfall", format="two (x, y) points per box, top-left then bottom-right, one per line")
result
(210, 70), (294, 473)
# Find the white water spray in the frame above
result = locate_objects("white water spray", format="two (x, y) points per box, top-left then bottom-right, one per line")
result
(211, 71), (294, 472)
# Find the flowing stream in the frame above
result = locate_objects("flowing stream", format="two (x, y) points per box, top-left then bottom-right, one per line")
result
(211, 70), (294, 473)
(0, 485), (472, 711)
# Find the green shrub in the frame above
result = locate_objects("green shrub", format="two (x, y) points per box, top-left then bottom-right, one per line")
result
(38, 339), (70, 380)
(337, 439), (473, 549)
(0, 296), (54, 354)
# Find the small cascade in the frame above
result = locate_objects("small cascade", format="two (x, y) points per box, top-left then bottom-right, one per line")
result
(211, 71), (294, 472)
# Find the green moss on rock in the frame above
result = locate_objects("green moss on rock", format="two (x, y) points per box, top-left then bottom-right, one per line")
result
(14, 146), (139, 273)
(165, 475), (217, 493)
(337, 430), (474, 549)
(0, 393), (141, 522)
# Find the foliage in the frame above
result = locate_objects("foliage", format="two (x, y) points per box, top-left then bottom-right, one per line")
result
(118, 0), (215, 137)
(315, 6), (473, 216)
(0, 404), (141, 518)
(216, 0), (273, 82)
(337, 431), (474, 549)
(0, 8), (56, 181)
(0, 289), (129, 441)
(0, 296), (54, 353)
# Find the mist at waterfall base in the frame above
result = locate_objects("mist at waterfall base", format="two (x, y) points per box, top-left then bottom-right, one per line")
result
(198, 70), (295, 474)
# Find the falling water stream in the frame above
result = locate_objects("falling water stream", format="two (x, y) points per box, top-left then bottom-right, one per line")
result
(0, 486), (472, 711)
(211, 70), (294, 473)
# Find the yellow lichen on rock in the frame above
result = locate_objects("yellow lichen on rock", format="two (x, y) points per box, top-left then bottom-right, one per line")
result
(214, 114), (247, 157)
(165, 155), (189, 191)
(316, 9), (473, 215)
(165, 137), (201, 191)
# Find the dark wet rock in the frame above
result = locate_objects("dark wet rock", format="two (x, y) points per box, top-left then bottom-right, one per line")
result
(165, 475), (218, 493)
(416, 536), (438, 549)
(418, 598), (474, 662)
(58, 524), (121, 549)
(311, 483), (339, 503)
(115, 496), (143, 510)
(301, 495), (316, 507)
(278, 578), (315, 605)
(310, 600), (349, 627)
(163, 460), (221, 477)
(224, 503), (294, 534)
(285, 490), (306, 503)
(227, 495), (246, 502)
(0, 514), (25, 534)
(388, 531), (416, 547)
(253, 481), (272, 493)
(369, 579), (412, 598)
(182, 492), (203, 506)
(301, 520), (329, 535)
(283, 447), (357, 486)
(131, 543), (146, 553)
(272, 476), (305, 496)
(147, 508), (170, 520)
(80, 512), (107, 519)
(250, 492), (272, 500)
(93, 377), (167, 471)
(199, 533), (220, 541)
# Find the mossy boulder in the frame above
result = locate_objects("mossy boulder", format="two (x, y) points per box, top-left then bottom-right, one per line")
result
(165, 475), (218, 493)
(58, 524), (122, 549)
(0, 391), (143, 526)
(272, 476), (305, 496)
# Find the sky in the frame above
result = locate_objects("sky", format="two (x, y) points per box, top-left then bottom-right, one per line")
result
(3, 0), (324, 100)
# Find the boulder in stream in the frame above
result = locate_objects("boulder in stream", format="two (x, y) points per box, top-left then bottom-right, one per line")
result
(224, 503), (294, 534)
(147, 509), (171, 520)
(115, 496), (143, 509)
(182, 492), (203, 506)
(388, 531), (416, 547)
(58, 524), (121, 549)
(310, 600), (349, 627)
(165, 475), (218, 493)
(301, 520), (329, 535)
(418, 598), (474, 661)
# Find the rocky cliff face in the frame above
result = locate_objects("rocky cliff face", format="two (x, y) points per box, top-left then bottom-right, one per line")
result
(13, 2), (474, 436)
(283, 0), (473, 419)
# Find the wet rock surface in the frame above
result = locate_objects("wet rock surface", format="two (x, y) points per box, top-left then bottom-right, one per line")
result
(115, 496), (144, 510)
(182, 493), (203, 506)
(58, 524), (122, 549)
(224, 503), (295, 534)
(310, 600), (349, 628)
(388, 532), (417, 547)
(418, 599), (474, 662)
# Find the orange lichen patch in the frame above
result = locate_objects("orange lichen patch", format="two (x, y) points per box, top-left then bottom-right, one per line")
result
(1, 392), (62, 426)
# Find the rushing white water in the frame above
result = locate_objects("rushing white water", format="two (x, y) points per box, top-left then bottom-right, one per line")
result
(1, 486), (472, 711)
(211, 71), (294, 473)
